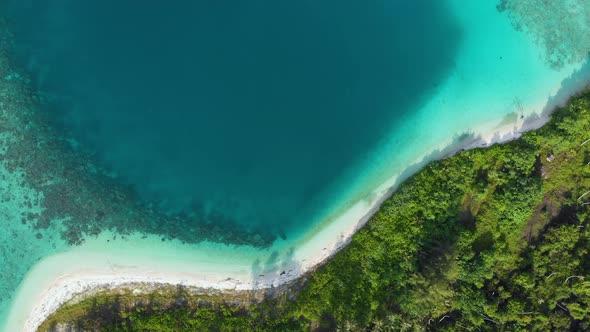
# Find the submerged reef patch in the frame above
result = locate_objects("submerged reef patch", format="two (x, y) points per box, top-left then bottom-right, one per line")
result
(498, 0), (590, 69)
(0, 22), (275, 249)
(3, 0), (462, 236)
(37, 90), (590, 332)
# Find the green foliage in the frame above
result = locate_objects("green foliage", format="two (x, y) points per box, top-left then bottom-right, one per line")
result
(40, 91), (590, 331)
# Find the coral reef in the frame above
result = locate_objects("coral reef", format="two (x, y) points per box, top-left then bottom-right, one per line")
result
(498, 0), (590, 68)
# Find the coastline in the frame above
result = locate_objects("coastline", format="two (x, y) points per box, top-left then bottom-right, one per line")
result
(3, 0), (590, 330)
(15, 83), (588, 332)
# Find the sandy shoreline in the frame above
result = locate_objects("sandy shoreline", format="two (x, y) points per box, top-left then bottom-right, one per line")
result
(4, 0), (590, 330)
(10, 24), (590, 332)
(15, 95), (570, 332)
(10, 54), (590, 328)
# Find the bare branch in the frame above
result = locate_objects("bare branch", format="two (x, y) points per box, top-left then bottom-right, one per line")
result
(579, 190), (590, 201)
(556, 303), (568, 312)
(564, 275), (584, 283)
(439, 315), (450, 323)
(479, 313), (499, 325)
(582, 138), (590, 146)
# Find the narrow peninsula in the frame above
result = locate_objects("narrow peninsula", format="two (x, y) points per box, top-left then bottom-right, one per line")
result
(39, 91), (590, 331)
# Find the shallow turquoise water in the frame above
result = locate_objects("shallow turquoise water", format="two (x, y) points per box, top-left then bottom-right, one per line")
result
(4, 0), (460, 236)
(0, 0), (589, 330)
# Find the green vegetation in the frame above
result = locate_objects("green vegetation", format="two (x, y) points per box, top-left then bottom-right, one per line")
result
(41, 91), (590, 331)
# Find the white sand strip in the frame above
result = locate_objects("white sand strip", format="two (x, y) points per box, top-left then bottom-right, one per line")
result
(14, 85), (583, 332)
(8, 1), (590, 325)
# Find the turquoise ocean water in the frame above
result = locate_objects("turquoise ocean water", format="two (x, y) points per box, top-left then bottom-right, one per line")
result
(4, 0), (460, 236)
(0, 0), (589, 329)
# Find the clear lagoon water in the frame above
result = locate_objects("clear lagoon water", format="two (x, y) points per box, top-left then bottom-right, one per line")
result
(4, 0), (460, 234)
(0, 0), (589, 329)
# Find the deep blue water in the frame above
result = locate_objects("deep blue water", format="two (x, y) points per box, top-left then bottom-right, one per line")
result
(4, 0), (460, 234)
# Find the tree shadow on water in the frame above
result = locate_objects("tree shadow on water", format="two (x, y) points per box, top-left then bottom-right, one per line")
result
(249, 247), (303, 300)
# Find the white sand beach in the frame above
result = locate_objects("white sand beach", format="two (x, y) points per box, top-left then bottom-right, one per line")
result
(12, 76), (589, 332)
(3, 0), (590, 331)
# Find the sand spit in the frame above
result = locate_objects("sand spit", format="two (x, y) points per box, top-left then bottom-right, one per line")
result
(18, 82), (590, 332)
